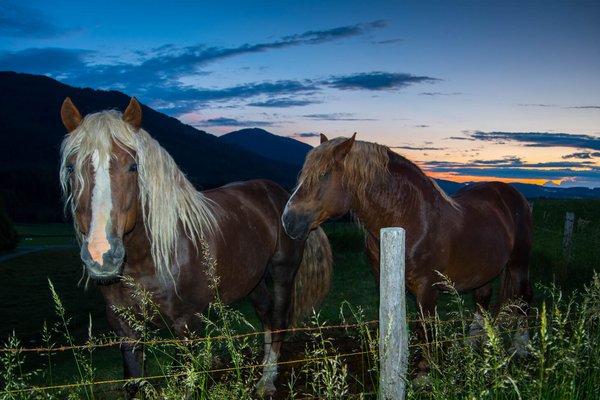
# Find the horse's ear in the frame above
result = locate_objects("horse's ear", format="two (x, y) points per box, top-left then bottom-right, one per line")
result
(320, 133), (329, 144)
(61, 97), (82, 133)
(123, 97), (142, 130)
(333, 133), (356, 162)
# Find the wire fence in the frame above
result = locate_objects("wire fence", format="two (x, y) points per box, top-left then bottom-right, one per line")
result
(2, 206), (598, 397)
(0, 314), (545, 397)
(0, 314), (540, 354)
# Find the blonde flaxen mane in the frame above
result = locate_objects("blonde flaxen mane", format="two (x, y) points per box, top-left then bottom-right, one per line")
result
(59, 110), (217, 275)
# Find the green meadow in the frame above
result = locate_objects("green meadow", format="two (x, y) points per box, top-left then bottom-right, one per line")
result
(0, 199), (598, 398)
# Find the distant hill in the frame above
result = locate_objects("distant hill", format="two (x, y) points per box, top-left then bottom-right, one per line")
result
(509, 182), (600, 200)
(220, 128), (312, 167)
(1, 72), (598, 222)
(437, 180), (600, 199)
(0, 72), (300, 221)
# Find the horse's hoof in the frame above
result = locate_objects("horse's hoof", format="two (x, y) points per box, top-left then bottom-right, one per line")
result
(510, 330), (530, 358)
(256, 380), (276, 399)
(417, 359), (430, 373)
(412, 372), (432, 390)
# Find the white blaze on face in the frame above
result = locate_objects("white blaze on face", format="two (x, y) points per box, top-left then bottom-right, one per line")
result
(87, 150), (113, 265)
(282, 181), (303, 221)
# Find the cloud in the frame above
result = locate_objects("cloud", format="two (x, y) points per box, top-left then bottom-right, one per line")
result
(193, 117), (274, 127)
(562, 151), (600, 160)
(1, 20), (385, 88)
(0, 21), (403, 114)
(567, 105), (600, 110)
(282, 20), (386, 45)
(518, 103), (557, 108)
(303, 113), (376, 121)
(291, 132), (322, 138)
(465, 131), (600, 151)
(248, 98), (319, 108)
(0, 2), (70, 38)
(0, 47), (93, 75)
(141, 21), (385, 70)
(469, 156), (524, 166)
(422, 160), (600, 181)
(419, 92), (462, 97)
(326, 71), (440, 91)
(143, 80), (319, 113)
(376, 38), (402, 45)
(518, 103), (600, 110)
(550, 177), (600, 188)
(391, 145), (446, 151)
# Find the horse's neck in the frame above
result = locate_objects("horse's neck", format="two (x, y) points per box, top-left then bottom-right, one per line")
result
(122, 208), (154, 273)
(350, 159), (446, 238)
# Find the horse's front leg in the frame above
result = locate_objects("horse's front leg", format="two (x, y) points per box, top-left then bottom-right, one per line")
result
(414, 282), (439, 377)
(365, 234), (380, 282)
(254, 259), (297, 397)
(106, 306), (144, 399)
(247, 281), (277, 396)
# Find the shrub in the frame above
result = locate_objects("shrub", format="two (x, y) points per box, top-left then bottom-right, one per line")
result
(0, 195), (18, 252)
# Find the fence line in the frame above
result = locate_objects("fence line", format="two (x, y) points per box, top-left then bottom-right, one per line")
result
(0, 321), (545, 397)
(0, 349), (372, 396)
(0, 313), (543, 355)
(379, 227), (407, 400)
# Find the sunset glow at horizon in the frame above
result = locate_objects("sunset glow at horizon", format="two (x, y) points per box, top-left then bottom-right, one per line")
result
(1, 0), (598, 187)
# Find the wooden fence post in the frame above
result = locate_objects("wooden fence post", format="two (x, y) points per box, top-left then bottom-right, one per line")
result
(379, 227), (408, 400)
(562, 211), (575, 257)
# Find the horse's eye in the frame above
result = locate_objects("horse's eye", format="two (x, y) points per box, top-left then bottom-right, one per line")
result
(65, 164), (74, 174)
(319, 171), (330, 179)
(129, 163), (138, 173)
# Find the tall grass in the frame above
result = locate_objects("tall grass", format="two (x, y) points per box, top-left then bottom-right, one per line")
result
(1, 200), (600, 398)
(407, 274), (600, 399)
(0, 273), (599, 399)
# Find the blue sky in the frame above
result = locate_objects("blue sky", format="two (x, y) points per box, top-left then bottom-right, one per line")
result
(1, 0), (599, 187)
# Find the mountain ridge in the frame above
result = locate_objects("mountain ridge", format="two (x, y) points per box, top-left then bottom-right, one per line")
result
(0, 71), (301, 221)
(220, 128), (312, 167)
(1, 72), (598, 221)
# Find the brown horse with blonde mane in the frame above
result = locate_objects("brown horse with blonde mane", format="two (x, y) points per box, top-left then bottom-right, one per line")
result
(59, 97), (332, 397)
(282, 134), (533, 373)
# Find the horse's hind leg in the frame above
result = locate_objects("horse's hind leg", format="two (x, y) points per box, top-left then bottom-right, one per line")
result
(505, 243), (533, 357)
(468, 283), (492, 343)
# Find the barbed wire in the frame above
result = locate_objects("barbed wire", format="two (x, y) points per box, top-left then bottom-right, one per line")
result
(0, 348), (372, 396)
(0, 313), (543, 354)
(0, 312), (572, 396)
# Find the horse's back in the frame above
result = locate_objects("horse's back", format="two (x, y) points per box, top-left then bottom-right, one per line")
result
(200, 179), (293, 302)
(206, 179), (288, 211)
(453, 182), (529, 213)
(439, 182), (531, 289)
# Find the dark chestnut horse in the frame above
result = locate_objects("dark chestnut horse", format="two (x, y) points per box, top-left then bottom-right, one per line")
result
(59, 97), (332, 397)
(282, 134), (533, 372)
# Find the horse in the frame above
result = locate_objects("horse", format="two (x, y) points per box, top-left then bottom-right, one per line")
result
(282, 133), (533, 374)
(58, 97), (333, 397)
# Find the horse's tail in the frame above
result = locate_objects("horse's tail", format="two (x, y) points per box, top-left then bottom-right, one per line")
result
(290, 227), (333, 325)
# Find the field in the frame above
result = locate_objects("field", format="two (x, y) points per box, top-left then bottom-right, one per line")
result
(0, 199), (599, 398)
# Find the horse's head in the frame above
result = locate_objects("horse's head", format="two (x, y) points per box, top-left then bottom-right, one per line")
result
(60, 97), (143, 281)
(282, 133), (356, 240)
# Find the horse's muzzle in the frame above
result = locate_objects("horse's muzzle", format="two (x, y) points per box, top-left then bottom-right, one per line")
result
(80, 237), (125, 280)
(282, 210), (312, 240)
